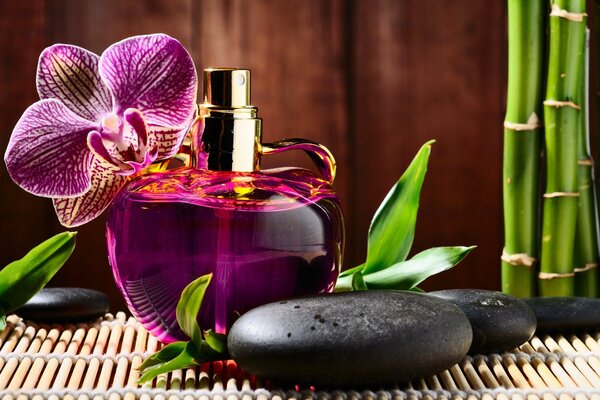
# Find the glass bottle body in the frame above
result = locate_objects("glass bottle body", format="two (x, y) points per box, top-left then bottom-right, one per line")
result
(106, 167), (344, 343)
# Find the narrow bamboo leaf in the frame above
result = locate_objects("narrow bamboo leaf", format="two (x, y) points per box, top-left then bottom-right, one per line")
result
(335, 264), (365, 291)
(339, 263), (365, 278)
(333, 275), (353, 292)
(0, 231), (76, 313)
(138, 341), (187, 370)
(137, 342), (198, 384)
(351, 271), (368, 291)
(175, 273), (212, 350)
(364, 141), (434, 274)
(0, 315), (6, 331)
(204, 329), (227, 354)
(363, 246), (475, 290)
(409, 286), (425, 293)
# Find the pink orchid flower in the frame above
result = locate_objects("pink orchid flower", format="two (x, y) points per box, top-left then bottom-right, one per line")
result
(4, 34), (197, 227)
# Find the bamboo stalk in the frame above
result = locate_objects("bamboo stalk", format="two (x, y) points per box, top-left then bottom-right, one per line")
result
(574, 29), (600, 296)
(540, 0), (587, 296)
(502, 0), (545, 297)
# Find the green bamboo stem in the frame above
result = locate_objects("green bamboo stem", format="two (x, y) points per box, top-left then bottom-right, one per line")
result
(540, 0), (586, 297)
(574, 29), (600, 296)
(502, 0), (545, 297)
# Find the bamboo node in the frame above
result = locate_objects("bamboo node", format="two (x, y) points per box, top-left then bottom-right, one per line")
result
(504, 112), (542, 131)
(543, 100), (581, 110)
(574, 263), (599, 273)
(501, 250), (536, 268)
(578, 158), (594, 166)
(503, 121), (540, 131)
(538, 271), (575, 280)
(549, 4), (588, 22)
(543, 192), (580, 198)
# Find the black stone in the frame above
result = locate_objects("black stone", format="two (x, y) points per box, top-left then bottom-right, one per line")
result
(523, 297), (600, 332)
(15, 288), (110, 323)
(430, 289), (536, 354)
(228, 290), (472, 388)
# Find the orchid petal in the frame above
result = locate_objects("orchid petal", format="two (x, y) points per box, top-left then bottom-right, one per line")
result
(52, 158), (128, 227)
(37, 45), (112, 121)
(4, 99), (96, 197)
(147, 126), (188, 159)
(99, 34), (197, 158)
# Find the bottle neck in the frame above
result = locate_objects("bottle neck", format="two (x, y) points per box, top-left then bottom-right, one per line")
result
(191, 106), (262, 173)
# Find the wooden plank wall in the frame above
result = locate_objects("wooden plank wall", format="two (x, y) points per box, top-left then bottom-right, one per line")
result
(0, 0), (511, 311)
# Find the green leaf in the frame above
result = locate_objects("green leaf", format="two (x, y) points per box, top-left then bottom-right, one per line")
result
(351, 271), (368, 291)
(363, 141), (434, 274)
(0, 231), (76, 313)
(176, 273), (212, 350)
(339, 263), (365, 278)
(137, 341), (198, 384)
(333, 276), (352, 292)
(204, 329), (227, 354)
(138, 341), (187, 371)
(0, 314), (6, 331)
(363, 246), (475, 290)
(335, 264), (366, 291)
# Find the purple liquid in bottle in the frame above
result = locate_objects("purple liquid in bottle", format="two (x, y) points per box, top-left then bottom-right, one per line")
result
(107, 167), (343, 343)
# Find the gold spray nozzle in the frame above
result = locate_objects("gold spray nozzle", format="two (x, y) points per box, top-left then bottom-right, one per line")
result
(203, 68), (251, 108)
(194, 68), (262, 172)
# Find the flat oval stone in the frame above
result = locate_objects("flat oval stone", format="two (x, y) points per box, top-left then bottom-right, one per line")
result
(228, 290), (472, 387)
(523, 297), (600, 332)
(430, 289), (536, 354)
(15, 288), (110, 323)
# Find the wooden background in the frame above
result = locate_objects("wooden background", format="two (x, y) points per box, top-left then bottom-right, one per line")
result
(0, 0), (512, 311)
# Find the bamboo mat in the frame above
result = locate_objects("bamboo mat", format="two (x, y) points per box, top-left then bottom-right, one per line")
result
(1, 314), (600, 399)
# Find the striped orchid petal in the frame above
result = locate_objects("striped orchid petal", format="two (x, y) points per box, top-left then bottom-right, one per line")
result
(4, 99), (96, 197)
(99, 34), (197, 159)
(37, 45), (112, 121)
(52, 158), (128, 227)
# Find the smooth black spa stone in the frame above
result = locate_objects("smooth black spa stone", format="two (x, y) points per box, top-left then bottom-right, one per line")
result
(15, 288), (110, 323)
(429, 289), (536, 354)
(228, 290), (472, 388)
(523, 297), (600, 332)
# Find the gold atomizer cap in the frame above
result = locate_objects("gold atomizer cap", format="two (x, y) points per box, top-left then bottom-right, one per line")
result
(203, 68), (251, 108)
(194, 68), (262, 172)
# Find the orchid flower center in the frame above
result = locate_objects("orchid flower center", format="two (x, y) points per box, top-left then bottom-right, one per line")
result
(98, 111), (150, 166)
(101, 113), (120, 135)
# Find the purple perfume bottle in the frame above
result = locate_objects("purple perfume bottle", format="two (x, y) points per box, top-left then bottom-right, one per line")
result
(106, 68), (344, 343)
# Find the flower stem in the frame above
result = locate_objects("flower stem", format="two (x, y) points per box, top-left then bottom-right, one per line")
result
(540, 0), (586, 297)
(502, 0), (545, 297)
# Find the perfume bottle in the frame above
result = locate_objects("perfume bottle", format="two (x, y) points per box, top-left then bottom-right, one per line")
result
(106, 68), (344, 343)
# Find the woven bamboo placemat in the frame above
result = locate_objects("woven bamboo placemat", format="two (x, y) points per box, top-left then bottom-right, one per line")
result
(0, 313), (600, 399)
